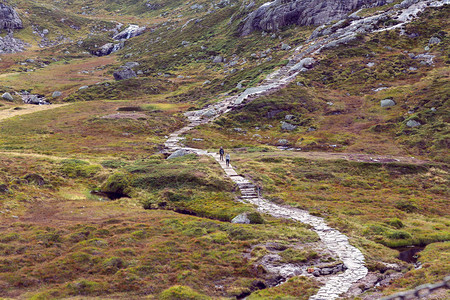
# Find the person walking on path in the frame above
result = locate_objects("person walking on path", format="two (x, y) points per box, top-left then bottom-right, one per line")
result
(219, 146), (224, 161)
(225, 153), (230, 167)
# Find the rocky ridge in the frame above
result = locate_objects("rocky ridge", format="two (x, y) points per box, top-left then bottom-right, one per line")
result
(240, 0), (389, 36)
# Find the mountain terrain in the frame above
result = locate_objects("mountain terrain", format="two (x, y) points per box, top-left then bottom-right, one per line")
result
(0, 0), (449, 299)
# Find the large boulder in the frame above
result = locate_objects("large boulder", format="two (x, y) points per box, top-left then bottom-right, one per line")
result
(2, 92), (13, 101)
(231, 213), (251, 224)
(0, 3), (23, 30)
(406, 120), (421, 128)
(380, 99), (396, 107)
(240, 0), (387, 36)
(167, 149), (191, 160)
(281, 122), (297, 131)
(52, 91), (62, 98)
(113, 68), (137, 81)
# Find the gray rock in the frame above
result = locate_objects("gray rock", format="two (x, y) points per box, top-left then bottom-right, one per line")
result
(414, 53), (435, 66)
(124, 61), (140, 69)
(52, 91), (62, 98)
(203, 80), (211, 85)
(281, 122), (297, 131)
(277, 139), (289, 145)
(380, 99), (396, 107)
(167, 149), (190, 159)
(233, 127), (243, 132)
(202, 109), (217, 118)
(291, 57), (315, 72)
(113, 68), (137, 81)
(406, 120), (421, 128)
(253, 134), (262, 138)
(0, 3), (23, 30)
(21, 94), (50, 105)
(79, 86), (89, 90)
(428, 37), (441, 45)
(93, 43), (123, 56)
(231, 213), (251, 224)
(42, 29), (49, 35)
(240, 0), (387, 36)
(285, 115), (294, 120)
(2, 92), (13, 101)
(113, 25), (146, 40)
(213, 55), (224, 63)
(281, 43), (291, 50)
(367, 62), (375, 67)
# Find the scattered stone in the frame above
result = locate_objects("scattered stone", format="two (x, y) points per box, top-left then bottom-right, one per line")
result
(113, 68), (137, 81)
(253, 134), (262, 139)
(428, 37), (441, 45)
(281, 122), (297, 131)
(2, 92), (13, 101)
(231, 213), (251, 224)
(367, 62), (375, 67)
(296, 82), (304, 87)
(291, 57), (315, 72)
(277, 139), (288, 145)
(52, 91), (62, 98)
(281, 43), (291, 50)
(213, 55), (224, 63)
(21, 93), (50, 105)
(202, 109), (217, 118)
(409, 67), (418, 71)
(124, 61), (140, 69)
(326, 102), (334, 106)
(285, 115), (294, 120)
(380, 99), (396, 107)
(203, 80), (211, 85)
(430, 107), (436, 112)
(373, 87), (388, 92)
(406, 120), (421, 128)
(79, 86), (89, 90)
(192, 138), (204, 141)
(233, 127), (244, 132)
(167, 149), (190, 159)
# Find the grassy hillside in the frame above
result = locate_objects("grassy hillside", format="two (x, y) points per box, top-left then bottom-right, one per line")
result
(0, 0), (449, 299)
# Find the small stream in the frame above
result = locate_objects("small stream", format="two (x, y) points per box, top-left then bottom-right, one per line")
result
(397, 246), (425, 268)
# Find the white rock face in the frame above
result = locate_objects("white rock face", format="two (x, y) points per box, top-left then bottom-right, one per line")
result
(113, 25), (146, 40)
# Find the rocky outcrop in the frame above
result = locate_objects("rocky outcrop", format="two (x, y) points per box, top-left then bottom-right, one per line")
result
(92, 42), (123, 57)
(113, 25), (146, 41)
(240, 0), (388, 36)
(0, 3), (23, 30)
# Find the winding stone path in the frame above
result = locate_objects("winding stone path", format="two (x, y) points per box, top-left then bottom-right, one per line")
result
(165, 114), (369, 299)
(163, 2), (450, 297)
(165, 119), (368, 299)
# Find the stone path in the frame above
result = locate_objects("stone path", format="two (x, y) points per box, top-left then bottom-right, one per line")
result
(165, 121), (368, 300)
(162, 2), (450, 297)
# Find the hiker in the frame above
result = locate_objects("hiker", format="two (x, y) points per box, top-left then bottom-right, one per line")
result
(219, 146), (224, 161)
(225, 153), (230, 167)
